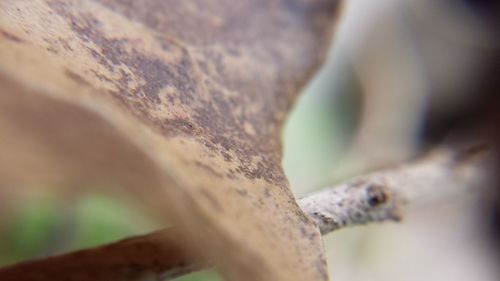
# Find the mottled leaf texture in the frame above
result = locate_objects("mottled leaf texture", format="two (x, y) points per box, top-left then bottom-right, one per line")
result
(0, 1), (340, 280)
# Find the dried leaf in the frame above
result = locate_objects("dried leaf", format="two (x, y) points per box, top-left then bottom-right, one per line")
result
(0, 0), (341, 280)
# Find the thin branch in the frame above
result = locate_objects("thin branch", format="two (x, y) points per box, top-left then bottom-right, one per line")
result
(0, 228), (201, 281)
(0, 145), (492, 280)
(299, 144), (492, 234)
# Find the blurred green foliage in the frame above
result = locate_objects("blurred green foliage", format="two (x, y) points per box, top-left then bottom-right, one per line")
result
(0, 195), (154, 264)
(284, 57), (360, 194)
(0, 195), (222, 280)
(0, 199), (58, 264)
(73, 195), (157, 249)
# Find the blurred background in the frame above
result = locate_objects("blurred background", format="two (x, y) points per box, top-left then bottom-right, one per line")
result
(1, 0), (499, 280)
(284, 0), (500, 280)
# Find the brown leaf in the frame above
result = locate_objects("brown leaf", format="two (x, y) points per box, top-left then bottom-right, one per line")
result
(0, 0), (341, 280)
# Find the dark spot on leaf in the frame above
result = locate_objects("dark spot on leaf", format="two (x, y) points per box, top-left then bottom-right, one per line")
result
(58, 37), (73, 51)
(236, 189), (248, 197)
(1, 29), (24, 43)
(221, 151), (232, 161)
(264, 188), (271, 198)
(299, 226), (307, 237)
(65, 69), (90, 86)
(194, 161), (223, 178)
(46, 46), (58, 54)
(199, 189), (223, 212)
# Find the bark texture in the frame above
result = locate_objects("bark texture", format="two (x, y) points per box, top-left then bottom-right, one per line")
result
(300, 144), (491, 234)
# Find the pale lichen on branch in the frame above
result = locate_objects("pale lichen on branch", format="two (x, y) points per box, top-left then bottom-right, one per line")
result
(299, 144), (491, 234)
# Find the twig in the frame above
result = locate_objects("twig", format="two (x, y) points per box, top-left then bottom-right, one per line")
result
(299, 144), (492, 234)
(0, 228), (201, 281)
(0, 145), (491, 280)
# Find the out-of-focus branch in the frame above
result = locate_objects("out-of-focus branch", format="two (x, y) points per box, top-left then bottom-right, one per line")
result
(0, 145), (492, 280)
(299, 144), (492, 234)
(0, 228), (201, 281)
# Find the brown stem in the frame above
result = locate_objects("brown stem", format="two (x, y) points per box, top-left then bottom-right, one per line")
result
(0, 228), (201, 281)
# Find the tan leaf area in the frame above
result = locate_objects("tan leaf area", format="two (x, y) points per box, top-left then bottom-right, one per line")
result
(0, 0), (340, 280)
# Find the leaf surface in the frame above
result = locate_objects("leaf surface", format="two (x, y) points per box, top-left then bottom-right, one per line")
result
(0, 1), (341, 280)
